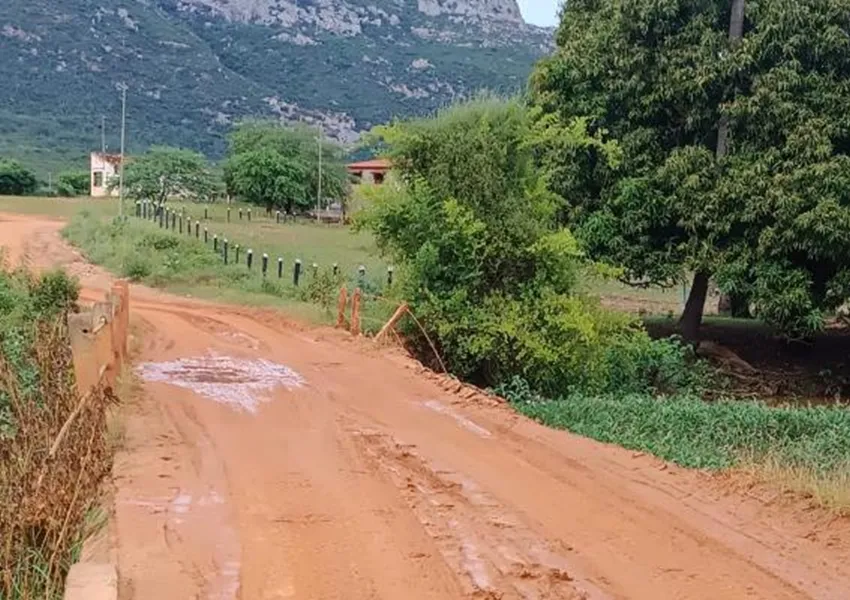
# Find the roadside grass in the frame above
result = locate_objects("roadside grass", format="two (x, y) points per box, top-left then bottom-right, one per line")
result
(61, 210), (398, 331)
(0, 195), (117, 219)
(153, 200), (388, 284)
(505, 388), (850, 513)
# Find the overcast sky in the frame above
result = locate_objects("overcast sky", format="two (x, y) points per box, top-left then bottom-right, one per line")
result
(517, 0), (561, 27)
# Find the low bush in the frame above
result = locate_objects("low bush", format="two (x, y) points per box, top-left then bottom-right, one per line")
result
(360, 98), (702, 397)
(55, 171), (90, 197)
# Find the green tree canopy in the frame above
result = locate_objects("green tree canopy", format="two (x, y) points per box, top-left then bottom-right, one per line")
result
(358, 98), (687, 396)
(120, 146), (219, 204)
(0, 159), (37, 196)
(223, 121), (348, 214)
(530, 0), (850, 337)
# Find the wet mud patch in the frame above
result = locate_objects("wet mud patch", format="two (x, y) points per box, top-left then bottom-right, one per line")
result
(137, 355), (305, 413)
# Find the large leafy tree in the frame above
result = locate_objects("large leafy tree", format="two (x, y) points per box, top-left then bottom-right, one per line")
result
(530, 0), (850, 338)
(0, 159), (37, 196)
(121, 146), (219, 204)
(223, 121), (348, 214)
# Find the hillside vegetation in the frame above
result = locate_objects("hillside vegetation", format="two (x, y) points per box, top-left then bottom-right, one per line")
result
(0, 0), (550, 175)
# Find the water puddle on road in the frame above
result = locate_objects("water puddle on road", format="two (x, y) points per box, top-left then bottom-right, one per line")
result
(136, 355), (305, 413)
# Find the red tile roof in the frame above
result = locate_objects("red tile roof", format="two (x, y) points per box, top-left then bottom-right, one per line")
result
(347, 158), (391, 171)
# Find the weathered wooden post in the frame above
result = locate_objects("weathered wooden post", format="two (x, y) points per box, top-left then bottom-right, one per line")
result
(351, 288), (362, 336)
(293, 259), (302, 286)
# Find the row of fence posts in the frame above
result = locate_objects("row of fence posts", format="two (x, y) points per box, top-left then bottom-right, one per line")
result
(197, 205), (299, 225)
(135, 200), (394, 288)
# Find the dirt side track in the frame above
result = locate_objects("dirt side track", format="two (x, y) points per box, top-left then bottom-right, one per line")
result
(3, 212), (849, 600)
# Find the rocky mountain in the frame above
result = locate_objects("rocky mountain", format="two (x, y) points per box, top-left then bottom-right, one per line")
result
(0, 0), (552, 173)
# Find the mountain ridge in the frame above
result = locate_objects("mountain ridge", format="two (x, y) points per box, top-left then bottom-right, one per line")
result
(0, 0), (552, 174)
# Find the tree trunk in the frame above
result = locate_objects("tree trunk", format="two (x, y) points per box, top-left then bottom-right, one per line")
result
(679, 271), (710, 342)
(730, 292), (752, 318)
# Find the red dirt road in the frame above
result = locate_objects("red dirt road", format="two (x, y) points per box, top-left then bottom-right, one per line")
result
(3, 213), (850, 600)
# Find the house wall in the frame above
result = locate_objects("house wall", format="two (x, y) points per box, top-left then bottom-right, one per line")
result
(90, 153), (120, 197)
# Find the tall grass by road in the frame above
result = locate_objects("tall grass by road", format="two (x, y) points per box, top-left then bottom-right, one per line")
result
(0, 267), (113, 599)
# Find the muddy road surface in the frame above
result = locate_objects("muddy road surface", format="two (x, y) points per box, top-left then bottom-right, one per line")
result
(3, 213), (850, 600)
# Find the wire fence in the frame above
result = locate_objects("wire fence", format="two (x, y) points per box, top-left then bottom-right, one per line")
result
(134, 200), (394, 292)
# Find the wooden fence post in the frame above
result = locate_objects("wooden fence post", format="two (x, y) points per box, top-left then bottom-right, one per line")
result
(350, 288), (362, 337)
(336, 286), (348, 328)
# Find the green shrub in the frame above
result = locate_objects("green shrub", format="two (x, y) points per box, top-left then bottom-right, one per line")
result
(122, 255), (152, 281)
(302, 267), (340, 311)
(360, 98), (701, 396)
(140, 232), (181, 251)
(56, 171), (90, 197)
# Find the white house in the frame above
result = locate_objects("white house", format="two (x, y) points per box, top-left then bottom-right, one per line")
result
(90, 152), (122, 197)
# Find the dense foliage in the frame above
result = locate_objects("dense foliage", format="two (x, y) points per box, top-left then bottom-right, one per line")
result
(0, 158), (37, 196)
(224, 122), (348, 214)
(361, 98), (698, 396)
(530, 0), (850, 337)
(0, 266), (114, 599)
(56, 171), (90, 197)
(120, 146), (220, 204)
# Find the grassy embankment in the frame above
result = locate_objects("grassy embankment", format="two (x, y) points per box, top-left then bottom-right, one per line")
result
(4, 196), (848, 511)
(60, 199), (399, 329)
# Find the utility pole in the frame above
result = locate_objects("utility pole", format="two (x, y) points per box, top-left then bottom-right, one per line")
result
(119, 84), (127, 219)
(316, 125), (323, 223)
(101, 116), (106, 154)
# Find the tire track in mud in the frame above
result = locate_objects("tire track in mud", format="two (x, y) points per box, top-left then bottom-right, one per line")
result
(350, 426), (607, 600)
